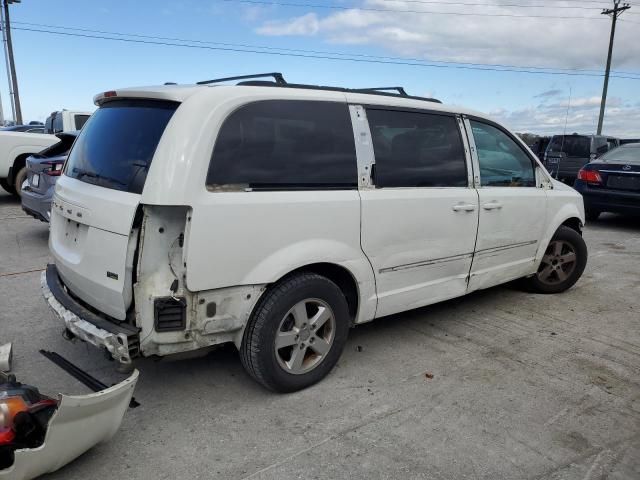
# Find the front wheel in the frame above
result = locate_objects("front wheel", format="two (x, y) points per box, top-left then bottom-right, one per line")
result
(240, 272), (350, 392)
(523, 226), (587, 294)
(0, 178), (16, 196)
(13, 167), (28, 199)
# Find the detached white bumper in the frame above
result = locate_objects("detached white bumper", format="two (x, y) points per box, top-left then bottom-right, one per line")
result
(0, 370), (139, 480)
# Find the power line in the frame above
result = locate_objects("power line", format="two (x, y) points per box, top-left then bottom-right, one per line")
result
(13, 21), (639, 76)
(377, 0), (640, 11)
(377, 0), (611, 10)
(221, 0), (610, 19)
(13, 21), (640, 77)
(12, 25), (640, 80)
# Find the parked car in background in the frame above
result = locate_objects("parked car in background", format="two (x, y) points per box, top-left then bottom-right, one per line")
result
(44, 110), (92, 134)
(42, 74), (587, 392)
(574, 143), (640, 220)
(530, 135), (550, 162)
(544, 134), (619, 183)
(21, 131), (78, 222)
(0, 130), (58, 197)
(0, 125), (45, 133)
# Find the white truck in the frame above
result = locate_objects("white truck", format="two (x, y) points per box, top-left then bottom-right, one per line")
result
(44, 110), (92, 134)
(0, 131), (58, 197)
(0, 110), (91, 197)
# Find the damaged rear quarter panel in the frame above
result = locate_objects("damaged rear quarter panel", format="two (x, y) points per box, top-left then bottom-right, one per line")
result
(134, 206), (267, 356)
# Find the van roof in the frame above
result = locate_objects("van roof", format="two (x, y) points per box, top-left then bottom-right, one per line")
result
(93, 83), (487, 119)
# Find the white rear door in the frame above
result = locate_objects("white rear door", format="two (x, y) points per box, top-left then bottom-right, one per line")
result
(464, 118), (547, 291)
(355, 106), (479, 318)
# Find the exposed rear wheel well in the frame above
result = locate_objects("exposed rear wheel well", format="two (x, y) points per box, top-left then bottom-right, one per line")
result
(561, 217), (583, 235)
(280, 263), (359, 324)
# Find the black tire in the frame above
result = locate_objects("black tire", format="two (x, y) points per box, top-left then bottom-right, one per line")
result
(12, 167), (27, 199)
(0, 178), (16, 196)
(523, 226), (587, 294)
(240, 272), (350, 392)
(585, 208), (600, 222)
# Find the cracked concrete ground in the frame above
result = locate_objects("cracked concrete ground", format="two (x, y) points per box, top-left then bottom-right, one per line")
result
(0, 190), (638, 480)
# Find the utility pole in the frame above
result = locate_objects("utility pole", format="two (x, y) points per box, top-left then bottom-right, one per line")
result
(2, 0), (21, 124)
(597, 0), (630, 135)
(0, 3), (13, 123)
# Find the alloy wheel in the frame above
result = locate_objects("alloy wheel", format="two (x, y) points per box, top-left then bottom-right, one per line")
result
(536, 240), (578, 286)
(274, 298), (336, 375)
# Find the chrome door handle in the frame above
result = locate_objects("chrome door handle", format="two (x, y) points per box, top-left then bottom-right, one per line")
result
(483, 201), (503, 210)
(452, 203), (476, 212)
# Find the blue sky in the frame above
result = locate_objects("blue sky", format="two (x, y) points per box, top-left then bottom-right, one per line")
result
(5, 0), (640, 136)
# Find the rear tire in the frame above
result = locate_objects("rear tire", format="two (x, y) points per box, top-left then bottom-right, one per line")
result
(523, 226), (587, 294)
(0, 178), (16, 196)
(240, 272), (350, 392)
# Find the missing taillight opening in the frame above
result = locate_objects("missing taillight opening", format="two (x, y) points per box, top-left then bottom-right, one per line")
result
(577, 169), (602, 184)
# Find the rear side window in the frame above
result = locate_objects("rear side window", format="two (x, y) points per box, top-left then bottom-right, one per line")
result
(74, 114), (90, 130)
(366, 109), (467, 187)
(65, 100), (178, 194)
(207, 100), (357, 189)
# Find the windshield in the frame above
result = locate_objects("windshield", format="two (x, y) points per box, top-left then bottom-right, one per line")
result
(599, 144), (640, 164)
(547, 135), (591, 157)
(64, 100), (178, 194)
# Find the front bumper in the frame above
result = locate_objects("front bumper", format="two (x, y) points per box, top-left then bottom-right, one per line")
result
(41, 264), (140, 364)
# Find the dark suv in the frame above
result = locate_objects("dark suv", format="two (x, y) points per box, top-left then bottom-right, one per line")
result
(544, 134), (619, 183)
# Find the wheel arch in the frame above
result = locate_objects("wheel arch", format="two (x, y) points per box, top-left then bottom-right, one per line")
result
(7, 152), (32, 185)
(233, 261), (366, 350)
(561, 217), (583, 235)
(535, 202), (585, 266)
(278, 262), (360, 324)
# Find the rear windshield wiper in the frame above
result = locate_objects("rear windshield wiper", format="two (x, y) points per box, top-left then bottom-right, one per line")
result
(72, 168), (128, 187)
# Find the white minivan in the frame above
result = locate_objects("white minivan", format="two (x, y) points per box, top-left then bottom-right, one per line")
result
(43, 74), (587, 392)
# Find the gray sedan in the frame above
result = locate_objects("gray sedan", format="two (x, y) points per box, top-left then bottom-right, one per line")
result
(21, 131), (78, 222)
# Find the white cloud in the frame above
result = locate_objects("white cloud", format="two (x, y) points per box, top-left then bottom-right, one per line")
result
(253, 0), (640, 69)
(491, 96), (640, 137)
(257, 13), (320, 36)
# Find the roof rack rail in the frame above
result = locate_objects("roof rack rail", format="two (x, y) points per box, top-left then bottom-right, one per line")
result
(196, 72), (441, 103)
(197, 72), (286, 86)
(353, 87), (408, 96)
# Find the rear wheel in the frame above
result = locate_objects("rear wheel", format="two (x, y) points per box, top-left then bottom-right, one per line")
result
(523, 226), (587, 294)
(240, 272), (350, 392)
